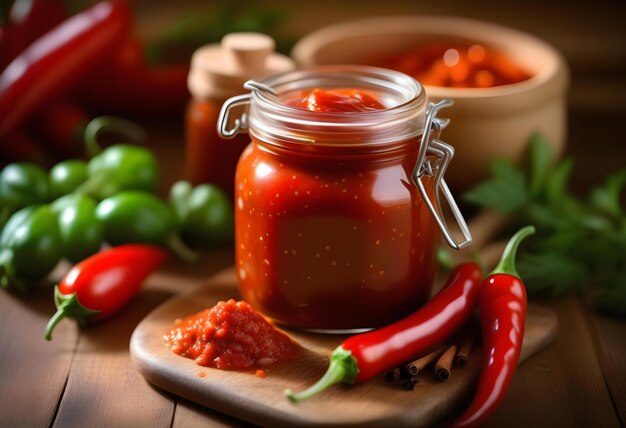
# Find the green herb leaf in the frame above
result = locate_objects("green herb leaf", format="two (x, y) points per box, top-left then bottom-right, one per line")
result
(590, 169), (626, 219)
(518, 252), (588, 296)
(463, 159), (528, 213)
(528, 133), (554, 197)
(465, 134), (626, 315)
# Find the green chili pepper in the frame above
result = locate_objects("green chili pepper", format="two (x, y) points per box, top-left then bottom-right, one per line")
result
(0, 163), (49, 215)
(52, 194), (103, 264)
(77, 116), (158, 200)
(170, 180), (193, 221)
(96, 191), (196, 261)
(85, 144), (158, 200)
(0, 205), (62, 291)
(49, 160), (88, 199)
(170, 181), (233, 246)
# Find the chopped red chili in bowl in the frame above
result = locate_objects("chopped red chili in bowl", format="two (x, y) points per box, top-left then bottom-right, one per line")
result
(165, 299), (300, 370)
(375, 43), (532, 88)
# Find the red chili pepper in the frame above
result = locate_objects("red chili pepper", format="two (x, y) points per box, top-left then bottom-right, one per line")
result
(285, 262), (484, 402)
(1, 0), (71, 72)
(0, 1), (132, 138)
(74, 37), (189, 117)
(452, 226), (534, 428)
(9, 0), (68, 51)
(33, 101), (90, 156)
(44, 244), (168, 340)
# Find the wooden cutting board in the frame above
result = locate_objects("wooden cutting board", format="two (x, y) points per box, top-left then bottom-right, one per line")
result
(130, 268), (558, 427)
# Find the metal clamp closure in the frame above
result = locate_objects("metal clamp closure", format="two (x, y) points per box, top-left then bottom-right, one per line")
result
(217, 93), (250, 139)
(217, 80), (277, 139)
(414, 100), (472, 250)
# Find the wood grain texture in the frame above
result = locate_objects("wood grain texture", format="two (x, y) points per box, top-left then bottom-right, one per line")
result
(172, 398), (255, 428)
(48, 251), (233, 428)
(0, 286), (77, 428)
(131, 268), (557, 428)
(52, 285), (177, 428)
(589, 311), (626, 425)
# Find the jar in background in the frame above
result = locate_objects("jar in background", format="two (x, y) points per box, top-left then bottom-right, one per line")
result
(185, 33), (294, 196)
(219, 66), (471, 332)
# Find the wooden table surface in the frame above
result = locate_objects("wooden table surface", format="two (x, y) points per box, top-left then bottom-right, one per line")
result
(1, 241), (625, 428)
(2, 1), (626, 427)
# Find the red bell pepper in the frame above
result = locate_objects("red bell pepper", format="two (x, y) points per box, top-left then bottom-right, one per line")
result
(44, 244), (168, 340)
(285, 262), (484, 402)
(0, 1), (132, 138)
(452, 226), (534, 428)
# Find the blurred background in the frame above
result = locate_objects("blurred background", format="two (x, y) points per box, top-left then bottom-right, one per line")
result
(4, 0), (625, 191)
(125, 0), (626, 190)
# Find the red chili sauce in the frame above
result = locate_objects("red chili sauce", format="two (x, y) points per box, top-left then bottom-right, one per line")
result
(165, 299), (300, 370)
(236, 88), (439, 330)
(288, 88), (386, 112)
(374, 43), (532, 88)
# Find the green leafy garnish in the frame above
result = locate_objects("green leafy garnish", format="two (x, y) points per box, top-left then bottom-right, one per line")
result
(463, 135), (626, 316)
(463, 160), (529, 213)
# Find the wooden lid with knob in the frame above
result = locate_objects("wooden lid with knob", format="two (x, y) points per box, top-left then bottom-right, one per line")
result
(188, 32), (295, 101)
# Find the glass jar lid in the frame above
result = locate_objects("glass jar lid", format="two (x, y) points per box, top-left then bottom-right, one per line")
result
(221, 65), (428, 148)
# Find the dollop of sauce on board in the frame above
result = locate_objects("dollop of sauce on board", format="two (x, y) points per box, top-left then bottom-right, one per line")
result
(165, 299), (299, 370)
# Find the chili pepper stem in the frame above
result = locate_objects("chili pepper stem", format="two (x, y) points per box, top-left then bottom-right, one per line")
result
(45, 285), (100, 340)
(285, 346), (359, 403)
(167, 234), (199, 262)
(490, 226), (536, 277)
(84, 116), (147, 158)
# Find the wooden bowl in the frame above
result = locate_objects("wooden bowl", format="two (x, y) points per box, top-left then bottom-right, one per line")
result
(292, 16), (569, 189)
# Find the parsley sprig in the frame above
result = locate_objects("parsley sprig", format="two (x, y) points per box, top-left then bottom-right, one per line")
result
(463, 134), (626, 316)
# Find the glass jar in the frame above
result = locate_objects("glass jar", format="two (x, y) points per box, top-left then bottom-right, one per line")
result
(219, 66), (471, 332)
(185, 33), (294, 196)
(186, 97), (251, 195)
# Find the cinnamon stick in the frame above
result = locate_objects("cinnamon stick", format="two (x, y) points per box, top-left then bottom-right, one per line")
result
(435, 344), (457, 381)
(405, 345), (448, 376)
(455, 327), (479, 367)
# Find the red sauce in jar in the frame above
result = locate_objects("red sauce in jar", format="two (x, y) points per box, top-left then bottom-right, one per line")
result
(235, 81), (439, 331)
(374, 43), (532, 88)
(287, 88), (386, 112)
(165, 299), (300, 370)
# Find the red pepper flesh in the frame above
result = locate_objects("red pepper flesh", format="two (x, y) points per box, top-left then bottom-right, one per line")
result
(0, 1), (132, 137)
(285, 262), (483, 402)
(452, 225), (534, 428)
(44, 244), (168, 340)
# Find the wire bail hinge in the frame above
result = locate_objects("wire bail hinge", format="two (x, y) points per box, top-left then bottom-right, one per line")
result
(413, 99), (472, 250)
(217, 80), (277, 139)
